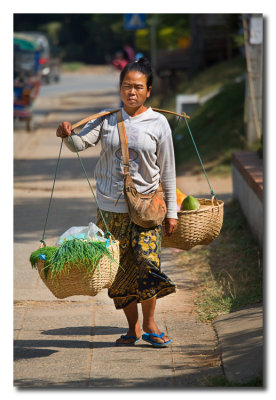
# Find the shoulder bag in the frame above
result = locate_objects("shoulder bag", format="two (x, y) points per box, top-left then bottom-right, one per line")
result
(116, 109), (167, 228)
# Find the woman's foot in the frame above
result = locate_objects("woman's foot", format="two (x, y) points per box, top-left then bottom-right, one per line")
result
(116, 300), (141, 345)
(142, 322), (171, 345)
(142, 332), (171, 347)
(141, 297), (171, 345)
(115, 329), (142, 345)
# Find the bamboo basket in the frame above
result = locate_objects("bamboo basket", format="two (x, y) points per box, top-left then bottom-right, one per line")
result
(36, 240), (120, 299)
(162, 198), (224, 250)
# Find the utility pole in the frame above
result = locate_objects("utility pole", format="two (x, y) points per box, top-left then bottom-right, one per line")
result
(150, 17), (158, 69)
(243, 14), (263, 146)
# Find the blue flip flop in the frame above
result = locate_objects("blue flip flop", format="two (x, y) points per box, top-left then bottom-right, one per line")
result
(142, 332), (172, 347)
(115, 334), (140, 346)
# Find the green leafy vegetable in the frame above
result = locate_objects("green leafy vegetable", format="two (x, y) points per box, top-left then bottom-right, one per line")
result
(30, 239), (122, 280)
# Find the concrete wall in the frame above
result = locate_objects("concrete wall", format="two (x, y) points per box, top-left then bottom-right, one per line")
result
(231, 151), (263, 247)
(232, 165), (263, 247)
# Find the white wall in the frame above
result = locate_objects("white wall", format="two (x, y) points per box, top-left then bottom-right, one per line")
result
(232, 164), (263, 247)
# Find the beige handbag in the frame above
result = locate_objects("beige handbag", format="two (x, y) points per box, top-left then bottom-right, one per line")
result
(116, 109), (167, 228)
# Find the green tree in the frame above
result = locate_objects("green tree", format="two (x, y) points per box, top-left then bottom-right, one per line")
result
(136, 14), (190, 52)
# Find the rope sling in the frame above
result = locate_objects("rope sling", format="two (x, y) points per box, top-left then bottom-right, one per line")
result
(40, 107), (217, 245)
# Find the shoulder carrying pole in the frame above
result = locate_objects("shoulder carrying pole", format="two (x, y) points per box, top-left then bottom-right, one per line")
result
(71, 107), (190, 131)
(71, 108), (120, 130)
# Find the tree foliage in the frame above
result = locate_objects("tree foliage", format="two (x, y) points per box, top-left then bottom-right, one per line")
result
(14, 13), (191, 63)
(14, 14), (136, 63)
(14, 14), (240, 64)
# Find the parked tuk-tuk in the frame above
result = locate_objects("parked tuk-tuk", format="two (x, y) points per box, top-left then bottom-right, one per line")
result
(14, 33), (42, 131)
(18, 31), (61, 84)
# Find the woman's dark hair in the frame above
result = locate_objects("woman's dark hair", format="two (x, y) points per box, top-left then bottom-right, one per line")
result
(119, 57), (153, 89)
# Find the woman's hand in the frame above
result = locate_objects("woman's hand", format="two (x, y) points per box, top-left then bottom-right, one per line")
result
(56, 121), (72, 138)
(164, 218), (178, 236)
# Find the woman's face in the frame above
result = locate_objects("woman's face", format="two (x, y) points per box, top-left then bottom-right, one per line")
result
(120, 71), (152, 111)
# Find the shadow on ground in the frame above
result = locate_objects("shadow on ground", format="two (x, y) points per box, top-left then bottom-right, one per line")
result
(14, 196), (98, 243)
(14, 156), (99, 183)
(41, 326), (124, 336)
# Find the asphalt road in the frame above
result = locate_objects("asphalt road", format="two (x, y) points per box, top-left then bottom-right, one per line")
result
(14, 66), (120, 133)
(39, 67), (120, 97)
(14, 67), (121, 156)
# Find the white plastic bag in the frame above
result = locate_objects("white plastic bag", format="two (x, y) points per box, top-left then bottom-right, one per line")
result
(57, 222), (105, 245)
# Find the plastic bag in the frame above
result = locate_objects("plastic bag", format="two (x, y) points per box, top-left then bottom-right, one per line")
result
(57, 222), (105, 245)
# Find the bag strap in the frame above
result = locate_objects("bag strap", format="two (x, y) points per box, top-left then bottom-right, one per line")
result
(116, 109), (130, 175)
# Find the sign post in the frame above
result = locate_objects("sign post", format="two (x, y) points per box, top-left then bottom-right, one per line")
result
(124, 14), (146, 30)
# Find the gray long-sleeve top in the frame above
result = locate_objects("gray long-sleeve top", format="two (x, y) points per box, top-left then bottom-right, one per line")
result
(64, 107), (178, 219)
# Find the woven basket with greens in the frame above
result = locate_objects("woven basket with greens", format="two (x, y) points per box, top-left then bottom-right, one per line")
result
(30, 238), (120, 298)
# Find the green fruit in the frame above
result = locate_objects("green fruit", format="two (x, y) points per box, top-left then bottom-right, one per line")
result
(180, 195), (200, 211)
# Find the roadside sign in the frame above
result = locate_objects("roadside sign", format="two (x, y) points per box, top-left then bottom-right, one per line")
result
(124, 14), (146, 30)
(250, 15), (263, 44)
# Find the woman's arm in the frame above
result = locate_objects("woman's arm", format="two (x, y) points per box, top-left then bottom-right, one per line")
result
(56, 117), (104, 152)
(157, 134), (178, 219)
(156, 125), (178, 235)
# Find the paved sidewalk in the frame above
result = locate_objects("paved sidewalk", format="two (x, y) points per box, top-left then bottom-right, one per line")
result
(213, 304), (263, 384)
(14, 249), (222, 388)
(13, 85), (263, 388)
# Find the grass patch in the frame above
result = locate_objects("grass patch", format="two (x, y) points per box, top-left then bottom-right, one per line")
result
(180, 200), (262, 322)
(177, 56), (246, 98)
(148, 56), (247, 175)
(61, 62), (87, 72)
(172, 79), (246, 174)
(149, 56), (246, 109)
(205, 372), (263, 387)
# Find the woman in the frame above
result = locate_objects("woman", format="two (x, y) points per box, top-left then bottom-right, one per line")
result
(56, 58), (178, 347)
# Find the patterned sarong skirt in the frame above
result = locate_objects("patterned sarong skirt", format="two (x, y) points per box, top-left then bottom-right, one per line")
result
(96, 210), (176, 309)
